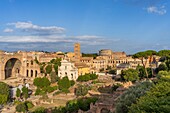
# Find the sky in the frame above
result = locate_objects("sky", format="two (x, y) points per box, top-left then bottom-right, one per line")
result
(0, 0), (170, 54)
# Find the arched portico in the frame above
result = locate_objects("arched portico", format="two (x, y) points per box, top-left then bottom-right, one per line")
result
(4, 58), (22, 79)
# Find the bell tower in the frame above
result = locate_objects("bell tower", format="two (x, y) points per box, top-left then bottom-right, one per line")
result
(74, 43), (81, 62)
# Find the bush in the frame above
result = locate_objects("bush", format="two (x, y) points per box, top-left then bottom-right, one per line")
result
(78, 97), (98, 111)
(22, 86), (29, 99)
(77, 74), (98, 82)
(70, 80), (75, 86)
(115, 81), (153, 113)
(35, 85), (58, 95)
(66, 97), (98, 112)
(121, 69), (139, 82)
(16, 88), (21, 98)
(89, 74), (98, 80)
(129, 77), (170, 113)
(61, 89), (70, 94)
(16, 103), (27, 112)
(33, 77), (50, 88)
(75, 85), (89, 97)
(157, 70), (170, 78)
(33, 107), (46, 113)
(45, 64), (52, 74)
(0, 82), (10, 104)
(25, 101), (34, 109)
(58, 76), (71, 90)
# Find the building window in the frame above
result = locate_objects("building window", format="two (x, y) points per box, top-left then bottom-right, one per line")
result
(65, 66), (67, 70)
(31, 60), (33, 65)
(35, 70), (37, 77)
(27, 70), (29, 77)
(65, 72), (67, 76)
(71, 73), (73, 79)
(27, 63), (29, 67)
(31, 70), (33, 77)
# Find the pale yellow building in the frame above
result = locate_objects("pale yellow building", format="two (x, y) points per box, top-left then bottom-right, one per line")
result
(75, 62), (90, 75)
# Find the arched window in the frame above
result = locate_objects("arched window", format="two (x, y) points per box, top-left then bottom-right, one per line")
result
(31, 60), (33, 65)
(31, 70), (33, 77)
(71, 73), (73, 79)
(35, 70), (37, 77)
(27, 70), (29, 77)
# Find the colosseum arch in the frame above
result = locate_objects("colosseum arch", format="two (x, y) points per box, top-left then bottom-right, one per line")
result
(4, 58), (22, 79)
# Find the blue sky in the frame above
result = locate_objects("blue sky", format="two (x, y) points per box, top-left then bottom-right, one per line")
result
(0, 0), (170, 54)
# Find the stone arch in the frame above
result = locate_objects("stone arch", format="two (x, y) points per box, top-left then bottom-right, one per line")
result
(4, 58), (22, 79)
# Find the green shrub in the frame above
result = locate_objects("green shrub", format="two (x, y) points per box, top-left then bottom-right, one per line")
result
(115, 81), (153, 113)
(77, 74), (98, 82)
(121, 69), (139, 82)
(66, 97), (98, 112)
(45, 64), (52, 74)
(61, 89), (70, 94)
(33, 77), (50, 88)
(25, 101), (34, 109)
(75, 85), (89, 97)
(89, 74), (98, 80)
(16, 103), (27, 112)
(129, 77), (170, 113)
(0, 82), (10, 104)
(70, 80), (75, 86)
(58, 76), (71, 90)
(33, 107), (46, 113)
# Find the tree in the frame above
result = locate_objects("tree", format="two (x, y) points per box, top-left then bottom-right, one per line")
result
(133, 50), (157, 78)
(146, 68), (153, 78)
(45, 64), (52, 74)
(121, 69), (139, 82)
(0, 82), (10, 104)
(50, 71), (57, 83)
(158, 70), (170, 78)
(16, 88), (21, 98)
(75, 85), (88, 97)
(157, 50), (170, 57)
(115, 81), (153, 113)
(33, 77), (50, 88)
(22, 86), (29, 99)
(16, 103), (27, 112)
(136, 65), (145, 79)
(77, 74), (98, 82)
(129, 77), (170, 113)
(58, 76), (71, 90)
(158, 63), (168, 72)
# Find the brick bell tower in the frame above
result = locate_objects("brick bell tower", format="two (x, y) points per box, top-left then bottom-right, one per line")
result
(74, 43), (81, 62)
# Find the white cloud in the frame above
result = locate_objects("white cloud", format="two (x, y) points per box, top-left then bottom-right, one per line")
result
(7, 21), (65, 35)
(0, 34), (115, 46)
(3, 28), (14, 33)
(147, 5), (166, 15)
(74, 35), (99, 39)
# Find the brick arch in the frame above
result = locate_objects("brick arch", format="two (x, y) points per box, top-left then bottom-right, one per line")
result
(4, 58), (22, 79)
(0, 54), (23, 79)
